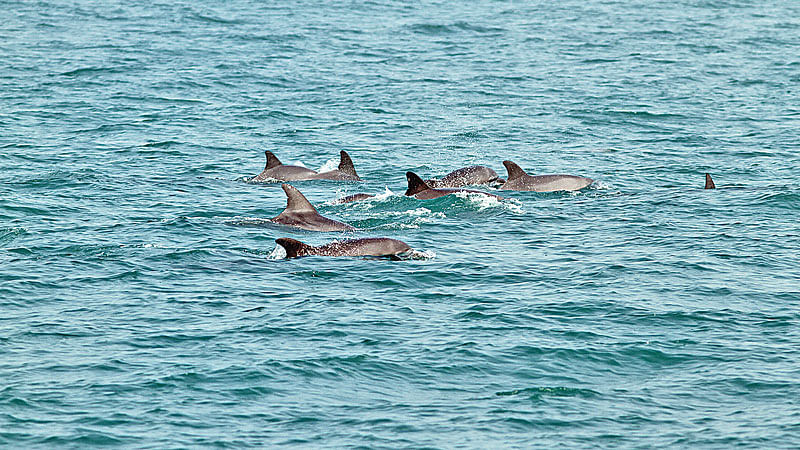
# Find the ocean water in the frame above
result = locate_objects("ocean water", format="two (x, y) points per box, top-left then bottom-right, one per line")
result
(2, 0), (800, 447)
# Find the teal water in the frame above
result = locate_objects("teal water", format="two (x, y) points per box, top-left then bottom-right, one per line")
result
(2, 0), (800, 447)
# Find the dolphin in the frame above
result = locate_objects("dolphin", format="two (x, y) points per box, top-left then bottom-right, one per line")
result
(306, 150), (362, 181)
(405, 172), (503, 199)
(333, 193), (376, 204)
(426, 165), (500, 188)
(251, 151), (319, 182)
(498, 161), (593, 192)
(276, 237), (411, 258)
(271, 184), (355, 232)
(705, 173), (715, 189)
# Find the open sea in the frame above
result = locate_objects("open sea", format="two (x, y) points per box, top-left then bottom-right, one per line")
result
(2, 0), (800, 447)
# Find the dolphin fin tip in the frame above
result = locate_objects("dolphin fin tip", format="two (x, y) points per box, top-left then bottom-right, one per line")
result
(704, 173), (716, 189)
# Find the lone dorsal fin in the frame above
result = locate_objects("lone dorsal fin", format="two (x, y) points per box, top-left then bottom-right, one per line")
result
(265, 151), (282, 170)
(704, 173), (716, 189)
(405, 172), (432, 196)
(281, 184), (317, 213)
(338, 150), (358, 177)
(503, 160), (528, 181)
(275, 238), (312, 258)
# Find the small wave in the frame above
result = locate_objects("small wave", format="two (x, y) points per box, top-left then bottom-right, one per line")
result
(59, 66), (122, 77)
(408, 23), (453, 35)
(495, 386), (599, 399)
(0, 228), (26, 247)
(142, 140), (181, 148)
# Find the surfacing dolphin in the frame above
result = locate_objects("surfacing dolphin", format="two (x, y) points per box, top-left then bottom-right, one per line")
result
(251, 151), (319, 182)
(276, 237), (411, 259)
(498, 161), (593, 192)
(405, 172), (503, 199)
(333, 193), (376, 204)
(425, 165), (500, 188)
(271, 184), (354, 232)
(705, 173), (715, 189)
(306, 150), (361, 181)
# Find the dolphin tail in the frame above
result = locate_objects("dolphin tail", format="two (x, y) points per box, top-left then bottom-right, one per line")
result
(704, 173), (716, 189)
(265, 151), (282, 170)
(276, 238), (312, 258)
(502, 160), (528, 181)
(280, 184), (317, 213)
(405, 172), (432, 196)
(338, 151), (359, 178)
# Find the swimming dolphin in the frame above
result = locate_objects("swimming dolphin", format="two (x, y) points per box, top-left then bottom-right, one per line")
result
(426, 165), (500, 188)
(271, 184), (355, 232)
(333, 193), (376, 204)
(276, 237), (411, 258)
(498, 161), (593, 192)
(405, 172), (503, 199)
(251, 151), (319, 182)
(705, 173), (715, 189)
(306, 150), (361, 181)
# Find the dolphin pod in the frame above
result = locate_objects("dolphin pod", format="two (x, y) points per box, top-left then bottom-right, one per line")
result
(250, 151), (718, 259)
(276, 237), (411, 259)
(252, 150), (361, 182)
(498, 161), (593, 192)
(271, 184), (354, 232)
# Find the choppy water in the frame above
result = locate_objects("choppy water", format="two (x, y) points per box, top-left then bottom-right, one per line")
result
(2, 0), (800, 447)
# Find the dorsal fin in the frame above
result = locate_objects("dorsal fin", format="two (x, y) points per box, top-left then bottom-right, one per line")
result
(265, 151), (282, 170)
(405, 172), (432, 196)
(704, 173), (716, 189)
(281, 184), (317, 213)
(502, 160), (528, 181)
(338, 150), (358, 177)
(275, 238), (312, 258)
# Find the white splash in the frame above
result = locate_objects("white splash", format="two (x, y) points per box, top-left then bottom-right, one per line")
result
(224, 216), (273, 226)
(373, 186), (397, 201)
(592, 180), (613, 190)
(403, 249), (436, 260)
(267, 244), (287, 260)
(317, 157), (338, 173)
(141, 243), (169, 248)
(453, 191), (524, 214)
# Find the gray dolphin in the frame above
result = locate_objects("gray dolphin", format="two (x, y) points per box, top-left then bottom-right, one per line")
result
(405, 172), (503, 200)
(276, 237), (411, 258)
(251, 151), (318, 182)
(333, 193), (376, 204)
(306, 150), (362, 181)
(271, 184), (355, 232)
(498, 161), (593, 192)
(705, 173), (715, 189)
(426, 165), (500, 188)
